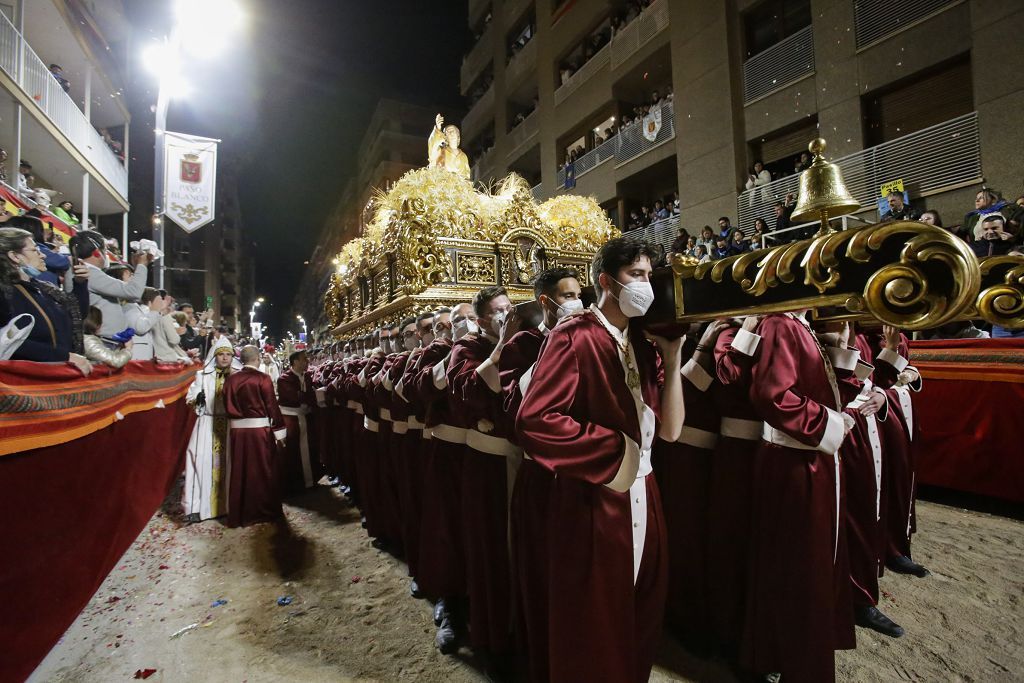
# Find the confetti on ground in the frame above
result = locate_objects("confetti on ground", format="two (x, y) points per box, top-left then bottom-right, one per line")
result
(133, 668), (157, 679)
(277, 596), (293, 606)
(210, 599), (228, 607)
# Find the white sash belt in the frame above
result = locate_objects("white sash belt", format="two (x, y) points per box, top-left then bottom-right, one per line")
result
(720, 417), (763, 441)
(467, 429), (521, 458)
(280, 405), (311, 416)
(354, 403), (364, 415)
(431, 423), (468, 444)
(380, 408), (393, 422)
(676, 425), (718, 449)
(346, 400), (359, 410)
(230, 417), (271, 429)
(392, 421), (409, 435)
(407, 416), (426, 430)
(762, 424), (816, 450)
(363, 417), (379, 432)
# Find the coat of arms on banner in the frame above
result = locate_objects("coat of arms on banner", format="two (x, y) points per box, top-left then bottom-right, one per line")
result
(180, 153), (202, 184)
(643, 108), (662, 142)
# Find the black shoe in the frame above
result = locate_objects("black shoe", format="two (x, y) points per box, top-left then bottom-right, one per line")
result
(435, 616), (458, 654)
(855, 605), (905, 638)
(433, 598), (448, 626)
(410, 579), (423, 599)
(887, 555), (930, 577)
(360, 515), (367, 529)
(371, 538), (388, 551)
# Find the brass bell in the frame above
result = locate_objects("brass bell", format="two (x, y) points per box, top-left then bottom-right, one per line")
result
(790, 138), (860, 234)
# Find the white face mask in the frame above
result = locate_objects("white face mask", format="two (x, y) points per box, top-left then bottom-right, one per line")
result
(490, 310), (508, 336)
(555, 298), (584, 320)
(380, 338), (391, 354)
(453, 318), (478, 341)
(611, 277), (655, 318)
(403, 335), (417, 352)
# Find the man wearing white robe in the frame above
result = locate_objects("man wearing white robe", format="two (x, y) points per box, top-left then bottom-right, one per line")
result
(183, 338), (238, 521)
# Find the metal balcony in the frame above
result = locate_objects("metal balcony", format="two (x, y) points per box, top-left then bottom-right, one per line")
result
(742, 25), (815, 104)
(461, 23), (494, 95)
(504, 37), (536, 89)
(610, 0), (670, 69)
(553, 43), (609, 107)
(0, 11), (127, 200)
(854, 0), (960, 49)
(531, 183), (545, 203)
(462, 84), (495, 141)
(736, 112), (982, 232)
(506, 110), (538, 160)
(621, 215), (680, 253)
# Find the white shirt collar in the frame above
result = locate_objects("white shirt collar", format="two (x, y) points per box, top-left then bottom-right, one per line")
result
(538, 321), (549, 337)
(589, 304), (627, 346)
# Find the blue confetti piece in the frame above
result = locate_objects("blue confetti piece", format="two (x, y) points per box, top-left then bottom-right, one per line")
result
(276, 596), (292, 606)
(211, 599), (228, 607)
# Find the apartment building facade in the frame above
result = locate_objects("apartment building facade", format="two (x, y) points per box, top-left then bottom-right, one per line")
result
(461, 0), (1022, 238)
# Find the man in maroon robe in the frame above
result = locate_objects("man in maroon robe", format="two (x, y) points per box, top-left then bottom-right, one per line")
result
(410, 303), (477, 652)
(516, 237), (684, 683)
(224, 345), (287, 527)
(368, 322), (404, 551)
(742, 313), (862, 682)
(277, 349), (320, 496)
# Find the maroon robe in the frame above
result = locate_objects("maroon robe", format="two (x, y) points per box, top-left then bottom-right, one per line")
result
(370, 353), (404, 546)
(277, 368), (320, 496)
(358, 352), (387, 539)
(396, 347), (428, 578)
(224, 366), (286, 527)
(516, 311), (668, 683)
(448, 333), (517, 655)
(652, 353), (719, 650)
(410, 336), (468, 601)
(707, 325), (763, 656)
(742, 313), (857, 683)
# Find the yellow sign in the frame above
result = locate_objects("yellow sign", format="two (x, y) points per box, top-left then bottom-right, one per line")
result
(879, 179), (904, 197)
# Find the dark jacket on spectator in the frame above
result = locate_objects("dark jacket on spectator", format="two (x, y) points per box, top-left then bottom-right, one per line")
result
(0, 277), (88, 361)
(180, 325), (203, 353)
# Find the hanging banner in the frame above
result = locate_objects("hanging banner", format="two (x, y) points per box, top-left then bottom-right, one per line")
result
(163, 131), (218, 233)
(643, 107), (662, 142)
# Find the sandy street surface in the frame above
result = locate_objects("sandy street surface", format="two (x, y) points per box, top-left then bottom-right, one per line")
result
(31, 486), (1024, 683)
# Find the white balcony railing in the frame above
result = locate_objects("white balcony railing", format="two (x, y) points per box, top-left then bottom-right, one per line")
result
(556, 101), (676, 189)
(610, 0), (670, 69)
(507, 110), (538, 158)
(854, 0), (959, 48)
(531, 183), (545, 203)
(743, 25), (815, 104)
(736, 112), (981, 232)
(0, 11), (127, 200)
(621, 214), (680, 254)
(553, 42), (609, 106)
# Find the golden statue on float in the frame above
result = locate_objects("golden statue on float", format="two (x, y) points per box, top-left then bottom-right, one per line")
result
(428, 113), (471, 179)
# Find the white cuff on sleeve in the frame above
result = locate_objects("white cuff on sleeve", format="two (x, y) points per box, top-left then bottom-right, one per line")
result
(395, 377), (408, 402)
(731, 328), (761, 356)
(877, 347), (910, 373)
(681, 358), (713, 392)
(817, 407), (847, 454)
(873, 388), (889, 422)
(827, 346), (860, 371)
(605, 433), (641, 493)
(357, 368), (368, 388)
(475, 357), (502, 394)
(854, 360), (874, 382)
(274, 428), (288, 441)
(431, 357), (448, 390)
(382, 375), (394, 391)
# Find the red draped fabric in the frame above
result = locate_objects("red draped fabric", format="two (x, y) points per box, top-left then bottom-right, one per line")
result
(910, 338), (1024, 503)
(0, 361), (196, 682)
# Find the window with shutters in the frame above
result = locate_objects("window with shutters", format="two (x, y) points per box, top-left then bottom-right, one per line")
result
(862, 55), (973, 147)
(743, 0), (812, 59)
(749, 116), (820, 180)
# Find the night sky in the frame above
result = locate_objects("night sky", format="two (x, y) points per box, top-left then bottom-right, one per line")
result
(126, 0), (469, 335)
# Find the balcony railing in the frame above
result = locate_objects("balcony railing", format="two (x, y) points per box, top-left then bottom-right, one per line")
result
(854, 0), (959, 48)
(743, 25), (814, 104)
(553, 42), (609, 106)
(461, 23), (494, 93)
(505, 37), (536, 87)
(556, 101), (676, 188)
(610, 0), (670, 69)
(471, 146), (497, 183)
(531, 183), (545, 203)
(736, 111), (981, 232)
(507, 110), (538, 159)
(621, 215), (680, 254)
(0, 11), (127, 200)
(462, 83), (495, 138)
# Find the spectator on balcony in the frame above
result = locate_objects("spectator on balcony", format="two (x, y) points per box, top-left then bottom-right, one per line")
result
(653, 200), (670, 220)
(49, 64), (70, 93)
(52, 200), (81, 226)
(17, 161), (32, 194)
(669, 226), (690, 255)
(82, 306), (133, 369)
(12, 212), (70, 287)
(717, 216), (738, 244)
(0, 227), (91, 373)
(692, 243), (710, 264)
(672, 191), (680, 215)
(751, 218), (770, 249)
(698, 225), (716, 252)
(683, 235), (697, 256)
(745, 160), (771, 192)
(712, 236), (732, 260)
(963, 187), (1023, 239)
(640, 205), (653, 226)
(0, 147), (7, 184)
(73, 231), (151, 336)
(730, 230), (751, 254)
(971, 213), (1017, 258)
(793, 151), (812, 175)
(880, 191), (920, 222)
(626, 209), (643, 231)
(153, 304), (191, 364)
(125, 287), (164, 361)
(918, 210), (943, 228)
(773, 194), (796, 238)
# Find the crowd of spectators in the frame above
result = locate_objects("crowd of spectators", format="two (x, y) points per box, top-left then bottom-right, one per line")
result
(0, 226), (227, 373)
(560, 87), (672, 169)
(557, 0), (656, 85)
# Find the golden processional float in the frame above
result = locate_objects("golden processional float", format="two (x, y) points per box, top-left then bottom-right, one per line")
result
(322, 115), (1024, 337)
(323, 114), (617, 335)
